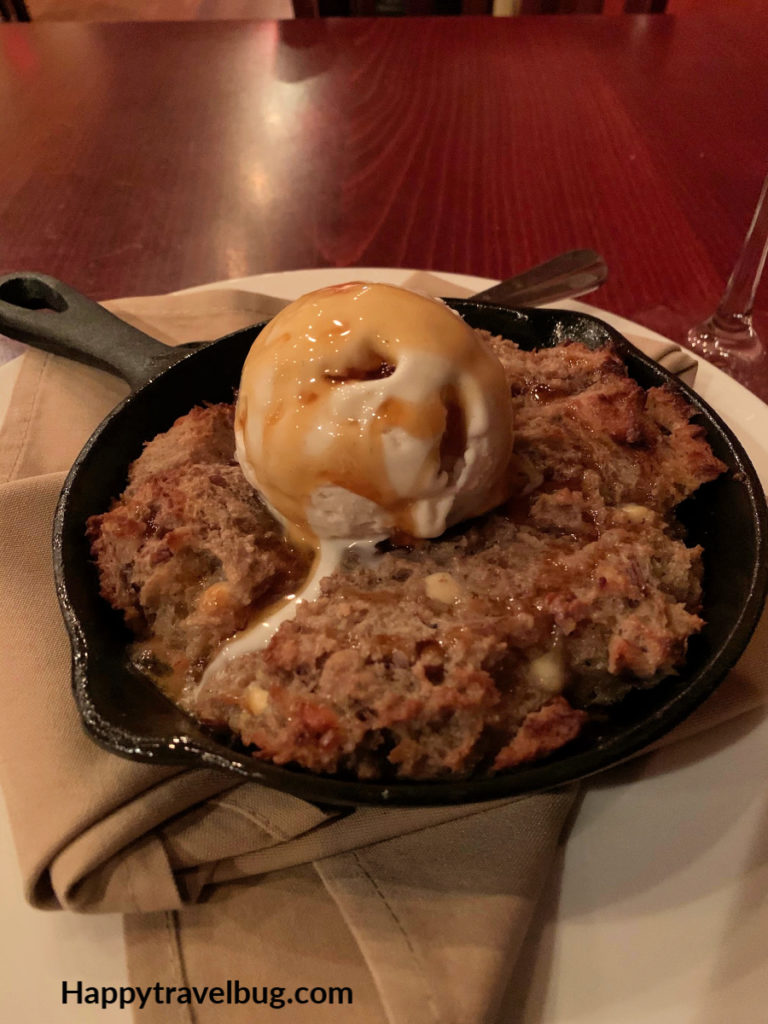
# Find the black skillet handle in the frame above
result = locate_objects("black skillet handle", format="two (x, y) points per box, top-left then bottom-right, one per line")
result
(0, 272), (198, 392)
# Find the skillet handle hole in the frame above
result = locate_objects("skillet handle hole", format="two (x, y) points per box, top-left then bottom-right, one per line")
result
(0, 276), (69, 313)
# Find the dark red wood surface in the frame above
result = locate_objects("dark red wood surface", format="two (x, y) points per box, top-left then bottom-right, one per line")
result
(1, 16), (767, 391)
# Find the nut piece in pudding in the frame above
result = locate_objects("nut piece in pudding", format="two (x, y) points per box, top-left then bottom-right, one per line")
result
(234, 282), (514, 540)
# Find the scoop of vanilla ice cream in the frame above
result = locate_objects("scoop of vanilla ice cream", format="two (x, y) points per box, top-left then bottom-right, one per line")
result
(234, 281), (514, 540)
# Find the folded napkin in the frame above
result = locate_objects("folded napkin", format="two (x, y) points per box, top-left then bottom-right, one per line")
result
(0, 274), (763, 1024)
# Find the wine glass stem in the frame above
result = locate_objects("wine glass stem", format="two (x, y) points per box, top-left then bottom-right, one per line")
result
(713, 172), (768, 342)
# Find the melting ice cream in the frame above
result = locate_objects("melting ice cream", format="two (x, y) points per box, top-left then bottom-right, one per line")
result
(235, 281), (513, 539)
(205, 282), (514, 677)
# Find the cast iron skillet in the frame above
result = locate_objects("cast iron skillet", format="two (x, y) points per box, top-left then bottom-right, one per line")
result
(0, 271), (766, 807)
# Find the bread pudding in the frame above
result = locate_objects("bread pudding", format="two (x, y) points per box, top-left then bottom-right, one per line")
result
(86, 287), (725, 780)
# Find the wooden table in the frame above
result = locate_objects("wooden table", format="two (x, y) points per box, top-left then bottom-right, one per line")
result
(2, 18), (768, 1024)
(1, 15), (767, 393)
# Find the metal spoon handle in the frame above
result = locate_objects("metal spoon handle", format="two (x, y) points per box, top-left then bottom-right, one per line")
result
(471, 249), (607, 306)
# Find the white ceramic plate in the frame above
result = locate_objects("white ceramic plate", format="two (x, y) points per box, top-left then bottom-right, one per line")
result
(1, 268), (767, 1024)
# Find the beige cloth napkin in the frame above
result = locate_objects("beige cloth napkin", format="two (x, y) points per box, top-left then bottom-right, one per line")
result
(0, 274), (762, 1024)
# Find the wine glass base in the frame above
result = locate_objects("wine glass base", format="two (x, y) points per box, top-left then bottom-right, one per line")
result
(613, 304), (768, 403)
(686, 314), (764, 366)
